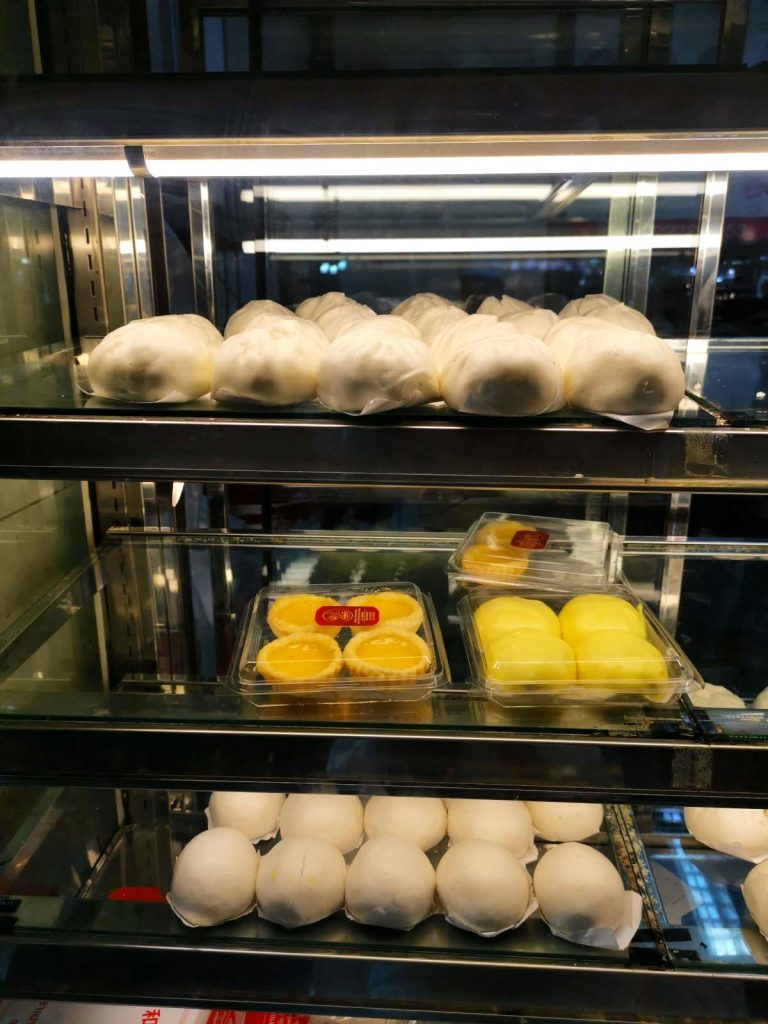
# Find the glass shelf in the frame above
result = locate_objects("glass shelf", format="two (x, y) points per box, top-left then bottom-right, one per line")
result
(1, 787), (766, 1020)
(0, 532), (767, 800)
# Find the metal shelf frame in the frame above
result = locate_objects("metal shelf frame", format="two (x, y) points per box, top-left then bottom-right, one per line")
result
(2, 412), (768, 489)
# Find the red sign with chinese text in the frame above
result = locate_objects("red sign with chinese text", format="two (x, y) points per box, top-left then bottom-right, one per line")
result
(315, 605), (379, 627)
(511, 530), (549, 550)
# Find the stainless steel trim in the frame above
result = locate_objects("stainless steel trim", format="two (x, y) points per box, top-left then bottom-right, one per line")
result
(1, 414), (766, 491)
(684, 171), (729, 400)
(188, 179), (216, 321)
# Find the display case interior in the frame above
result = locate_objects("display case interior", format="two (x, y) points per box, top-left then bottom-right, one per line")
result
(1, 785), (767, 1020)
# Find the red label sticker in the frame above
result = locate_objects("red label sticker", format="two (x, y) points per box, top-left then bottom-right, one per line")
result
(315, 605), (380, 627)
(107, 886), (166, 903)
(244, 1015), (310, 1024)
(511, 529), (550, 550)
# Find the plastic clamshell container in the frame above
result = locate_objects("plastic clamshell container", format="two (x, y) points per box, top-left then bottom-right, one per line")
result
(230, 581), (447, 704)
(447, 512), (619, 590)
(458, 584), (699, 707)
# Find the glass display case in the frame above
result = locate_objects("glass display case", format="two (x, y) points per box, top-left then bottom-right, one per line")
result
(2, 3), (768, 1021)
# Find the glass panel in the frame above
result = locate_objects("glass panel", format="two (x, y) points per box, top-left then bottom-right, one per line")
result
(629, 804), (767, 971)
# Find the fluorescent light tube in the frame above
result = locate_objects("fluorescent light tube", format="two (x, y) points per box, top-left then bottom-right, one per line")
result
(242, 233), (699, 255)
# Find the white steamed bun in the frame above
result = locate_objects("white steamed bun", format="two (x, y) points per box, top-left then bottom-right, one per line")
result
(316, 302), (377, 340)
(591, 303), (655, 335)
(364, 796), (447, 851)
(684, 807), (768, 862)
(431, 314), (521, 377)
(256, 837), (346, 928)
(441, 331), (564, 416)
(533, 842), (637, 948)
(317, 318), (438, 413)
(224, 300), (295, 338)
(559, 294), (620, 319)
(551, 328), (685, 415)
(477, 295), (532, 316)
(688, 683), (746, 709)
(296, 292), (357, 320)
(525, 802), (604, 842)
(279, 794), (363, 854)
(168, 827), (259, 927)
(345, 835), (435, 930)
(207, 791), (286, 842)
(392, 292), (454, 320)
(447, 799), (535, 860)
(437, 839), (534, 936)
(88, 317), (214, 403)
(743, 860), (768, 938)
(544, 316), (614, 365)
(410, 304), (467, 345)
(500, 308), (558, 338)
(753, 687), (768, 709)
(211, 318), (328, 405)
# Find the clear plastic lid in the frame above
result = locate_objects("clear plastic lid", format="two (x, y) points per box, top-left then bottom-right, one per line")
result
(230, 582), (447, 705)
(447, 512), (619, 590)
(459, 584), (699, 707)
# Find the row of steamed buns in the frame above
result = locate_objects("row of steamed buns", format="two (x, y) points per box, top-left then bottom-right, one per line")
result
(86, 290), (685, 417)
(169, 793), (641, 948)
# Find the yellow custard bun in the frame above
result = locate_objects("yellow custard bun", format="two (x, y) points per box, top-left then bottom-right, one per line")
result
(344, 627), (432, 680)
(347, 590), (423, 633)
(256, 632), (343, 686)
(460, 543), (529, 580)
(475, 519), (532, 548)
(267, 594), (341, 638)
(484, 629), (577, 688)
(474, 595), (560, 649)
(575, 630), (667, 687)
(559, 594), (645, 647)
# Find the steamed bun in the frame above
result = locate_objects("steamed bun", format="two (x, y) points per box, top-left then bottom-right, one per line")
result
(168, 827), (259, 927)
(279, 794), (363, 853)
(295, 292), (354, 320)
(364, 796), (447, 851)
(441, 331), (564, 416)
(88, 317), (214, 403)
(688, 683), (746, 709)
(317, 319), (438, 413)
(207, 791), (286, 842)
(448, 799), (535, 860)
(224, 300), (295, 338)
(525, 802), (604, 842)
(477, 295), (532, 316)
(590, 303), (655, 335)
(500, 308), (558, 338)
(559, 294), (619, 319)
(410, 304), (467, 345)
(752, 686), (768, 709)
(345, 835), (435, 929)
(533, 842), (638, 948)
(552, 328), (685, 415)
(392, 292), (454, 320)
(743, 860), (768, 938)
(684, 807), (768, 862)
(316, 302), (376, 340)
(437, 839), (534, 936)
(256, 837), (346, 928)
(212, 318), (328, 405)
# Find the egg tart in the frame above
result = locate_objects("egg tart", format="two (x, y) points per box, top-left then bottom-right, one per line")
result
(256, 632), (343, 686)
(347, 590), (423, 634)
(267, 594), (340, 638)
(475, 519), (532, 548)
(460, 543), (529, 581)
(344, 627), (432, 680)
